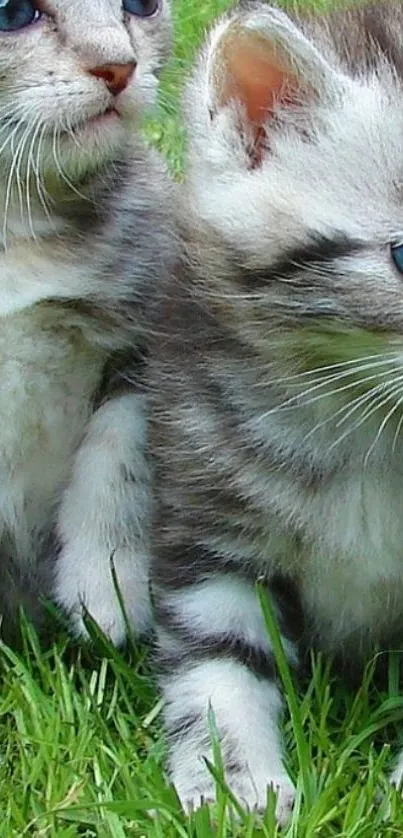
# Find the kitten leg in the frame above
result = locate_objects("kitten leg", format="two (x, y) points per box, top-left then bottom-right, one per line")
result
(156, 573), (297, 824)
(54, 392), (151, 645)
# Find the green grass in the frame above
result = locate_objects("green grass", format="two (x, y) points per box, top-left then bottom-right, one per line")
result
(3, 0), (403, 835)
(146, 0), (235, 173)
(3, 610), (403, 837)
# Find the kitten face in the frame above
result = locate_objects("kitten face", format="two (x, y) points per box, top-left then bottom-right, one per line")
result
(184, 2), (403, 372)
(0, 0), (171, 190)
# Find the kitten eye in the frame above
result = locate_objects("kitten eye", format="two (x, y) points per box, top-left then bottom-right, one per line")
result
(0, 0), (39, 31)
(123, 0), (158, 18)
(391, 241), (403, 274)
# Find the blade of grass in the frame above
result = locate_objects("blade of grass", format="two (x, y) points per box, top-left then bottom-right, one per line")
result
(257, 583), (313, 807)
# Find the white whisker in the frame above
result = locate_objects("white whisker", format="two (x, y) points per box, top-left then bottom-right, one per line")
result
(329, 376), (403, 452)
(53, 127), (88, 202)
(258, 364), (397, 421)
(303, 384), (382, 442)
(364, 386), (403, 467)
(34, 122), (55, 229)
(25, 115), (46, 241)
(252, 351), (397, 387)
(392, 405), (403, 452)
(14, 117), (39, 233)
(2, 124), (31, 246)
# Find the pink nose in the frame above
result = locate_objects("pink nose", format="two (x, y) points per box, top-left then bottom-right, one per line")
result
(89, 62), (136, 96)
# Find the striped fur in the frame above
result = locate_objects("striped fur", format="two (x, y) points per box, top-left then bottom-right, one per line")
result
(149, 0), (403, 821)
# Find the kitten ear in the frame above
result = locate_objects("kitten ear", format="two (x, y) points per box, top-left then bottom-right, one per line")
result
(206, 7), (340, 158)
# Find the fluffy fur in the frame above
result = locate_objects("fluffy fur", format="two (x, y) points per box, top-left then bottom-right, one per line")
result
(0, 0), (176, 644)
(149, 0), (403, 822)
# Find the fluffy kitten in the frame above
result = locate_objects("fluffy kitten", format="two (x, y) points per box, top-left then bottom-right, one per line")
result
(0, 0), (175, 645)
(149, 0), (403, 823)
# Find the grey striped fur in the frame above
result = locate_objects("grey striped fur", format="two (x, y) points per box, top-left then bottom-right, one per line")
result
(149, 0), (403, 821)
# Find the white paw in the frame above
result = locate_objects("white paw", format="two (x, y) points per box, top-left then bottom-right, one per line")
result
(389, 757), (403, 793)
(174, 762), (295, 826)
(54, 545), (151, 646)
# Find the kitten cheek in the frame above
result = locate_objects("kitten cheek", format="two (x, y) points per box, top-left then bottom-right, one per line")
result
(134, 70), (159, 109)
(119, 81), (156, 118)
(116, 98), (140, 124)
(143, 79), (159, 109)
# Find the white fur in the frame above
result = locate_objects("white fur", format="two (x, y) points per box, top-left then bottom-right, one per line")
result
(0, 305), (103, 560)
(390, 753), (403, 790)
(162, 574), (298, 664)
(55, 393), (152, 643)
(158, 575), (297, 821)
(163, 659), (295, 824)
(0, 239), (93, 316)
(0, 0), (173, 641)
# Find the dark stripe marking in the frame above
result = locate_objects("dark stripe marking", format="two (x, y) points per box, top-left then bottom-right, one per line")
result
(153, 542), (243, 589)
(159, 633), (278, 681)
(167, 711), (201, 742)
(239, 234), (364, 289)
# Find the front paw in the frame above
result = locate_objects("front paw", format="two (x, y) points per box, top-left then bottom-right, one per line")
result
(173, 761), (295, 825)
(389, 752), (403, 793)
(54, 545), (151, 646)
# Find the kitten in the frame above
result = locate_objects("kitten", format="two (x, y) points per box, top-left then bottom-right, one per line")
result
(149, 0), (403, 823)
(0, 0), (175, 646)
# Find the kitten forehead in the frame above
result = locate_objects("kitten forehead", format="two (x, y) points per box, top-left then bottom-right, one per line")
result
(47, 0), (128, 27)
(44, 0), (137, 66)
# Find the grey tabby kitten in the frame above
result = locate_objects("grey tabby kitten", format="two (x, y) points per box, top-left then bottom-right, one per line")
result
(0, 0), (175, 645)
(149, 0), (403, 824)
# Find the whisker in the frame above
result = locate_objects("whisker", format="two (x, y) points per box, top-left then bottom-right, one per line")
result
(25, 115), (45, 241)
(364, 384), (403, 466)
(53, 127), (89, 201)
(14, 118), (39, 232)
(34, 122), (55, 229)
(2, 125), (31, 245)
(258, 365), (397, 421)
(392, 405), (403, 452)
(303, 384), (382, 442)
(251, 351), (398, 388)
(329, 376), (403, 452)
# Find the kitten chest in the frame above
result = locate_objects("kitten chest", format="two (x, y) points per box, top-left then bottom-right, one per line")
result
(298, 463), (403, 652)
(0, 307), (105, 539)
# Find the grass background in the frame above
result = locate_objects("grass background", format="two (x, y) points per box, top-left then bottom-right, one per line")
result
(3, 0), (403, 835)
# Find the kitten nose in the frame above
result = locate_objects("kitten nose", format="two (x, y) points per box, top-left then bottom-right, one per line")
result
(89, 62), (136, 96)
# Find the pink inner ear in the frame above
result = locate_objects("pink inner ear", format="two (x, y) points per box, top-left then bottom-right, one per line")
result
(219, 35), (298, 126)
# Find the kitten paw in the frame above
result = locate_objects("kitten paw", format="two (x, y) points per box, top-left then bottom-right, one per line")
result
(54, 545), (151, 646)
(389, 755), (403, 793)
(174, 765), (295, 825)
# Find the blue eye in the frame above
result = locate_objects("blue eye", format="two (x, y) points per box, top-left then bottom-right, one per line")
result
(0, 0), (39, 31)
(391, 241), (403, 274)
(123, 0), (158, 17)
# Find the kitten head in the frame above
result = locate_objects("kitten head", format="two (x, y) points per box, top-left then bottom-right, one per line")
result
(0, 0), (171, 211)
(184, 2), (403, 376)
